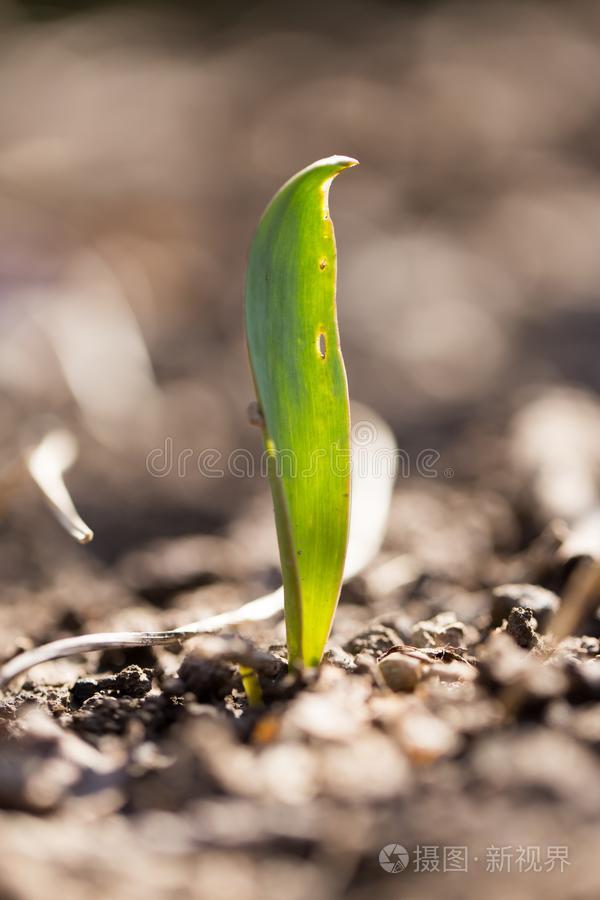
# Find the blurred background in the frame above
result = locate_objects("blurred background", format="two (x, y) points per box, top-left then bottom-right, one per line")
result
(1, 0), (600, 557)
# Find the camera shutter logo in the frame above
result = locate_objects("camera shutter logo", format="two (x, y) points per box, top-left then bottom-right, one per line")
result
(379, 844), (409, 873)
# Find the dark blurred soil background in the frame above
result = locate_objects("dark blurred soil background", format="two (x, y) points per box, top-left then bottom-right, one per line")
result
(0, 1), (599, 898)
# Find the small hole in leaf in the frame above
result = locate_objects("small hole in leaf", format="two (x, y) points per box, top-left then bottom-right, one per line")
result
(319, 257), (327, 270)
(318, 333), (327, 359)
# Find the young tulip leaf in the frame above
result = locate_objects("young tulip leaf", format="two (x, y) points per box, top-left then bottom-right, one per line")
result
(245, 156), (357, 668)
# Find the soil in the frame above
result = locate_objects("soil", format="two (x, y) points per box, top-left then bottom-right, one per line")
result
(0, 462), (598, 900)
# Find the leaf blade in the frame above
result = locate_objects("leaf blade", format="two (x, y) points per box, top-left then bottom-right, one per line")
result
(245, 156), (357, 667)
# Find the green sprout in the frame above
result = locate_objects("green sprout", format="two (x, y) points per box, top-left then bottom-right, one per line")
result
(0, 155), (399, 695)
(245, 156), (358, 670)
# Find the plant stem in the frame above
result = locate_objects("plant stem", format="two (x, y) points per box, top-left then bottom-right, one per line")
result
(239, 665), (264, 708)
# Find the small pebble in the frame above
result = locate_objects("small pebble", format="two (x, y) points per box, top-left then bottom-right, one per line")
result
(396, 707), (461, 764)
(378, 652), (423, 692)
(505, 606), (539, 649)
(70, 665), (153, 709)
(491, 583), (560, 631)
(411, 611), (478, 649)
(344, 624), (402, 657)
(428, 659), (477, 683)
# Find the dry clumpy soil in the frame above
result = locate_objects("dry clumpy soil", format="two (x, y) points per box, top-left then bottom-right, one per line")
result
(0, 474), (598, 900)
